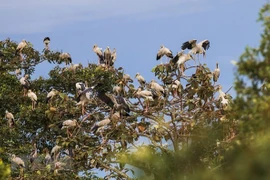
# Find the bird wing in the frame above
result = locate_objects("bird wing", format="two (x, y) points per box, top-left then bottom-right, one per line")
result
(156, 47), (164, 60)
(165, 48), (173, 58)
(171, 51), (184, 64)
(181, 39), (197, 50)
(199, 40), (210, 50)
(43, 37), (50, 42)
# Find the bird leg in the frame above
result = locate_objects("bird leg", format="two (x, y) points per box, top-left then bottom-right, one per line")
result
(20, 52), (23, 61)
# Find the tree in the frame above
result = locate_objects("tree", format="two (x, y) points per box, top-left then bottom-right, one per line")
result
(0, 39), (234, 179)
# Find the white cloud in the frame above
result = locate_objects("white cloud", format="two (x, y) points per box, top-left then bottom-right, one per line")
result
(0, 0), (208, 34)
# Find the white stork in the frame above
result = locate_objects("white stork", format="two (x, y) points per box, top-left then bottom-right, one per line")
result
(61, 119), (78, 137)
(46, 89), (58, 105)
(104, 46), (111, 66)
(20, 74), (30, 96)
(59, 52), (72, 65)
(16, 39), (27, 61)
(91, 118), (111, 134)
(181, 39), (210, 61)
(213, 62), (220, 83)
(135, 73), (146, 86)
(11, 154), (25, 168)
(110, 48), (117, 66)
(156, 45), (173, 64)
(43, 37), (50, 50)
(27, 90), (37, 110)
(93, 44), (104, 64)
(5, 110), (15, 128)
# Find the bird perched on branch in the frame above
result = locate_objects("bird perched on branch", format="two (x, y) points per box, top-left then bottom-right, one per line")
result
(213, 62), (220, 83)
(181, 39), (210, 61)
(51, 145), (61, 161)
(43, 37), (50, 50)
(5, 110), (15, 128)
(44, 148), (52, 165)
(59, 52), (72, 65)
(60, 119), (78, 137)
(16, 39), (27, 61)
(20, 74), (30, 96)
(149, 80), (165, 97)
(46, 88), (58, 105)
(123, 74), (133, 84)
(27, 90), (37, 110)
(171, 51), (194, 72)
(112, 95), (130, 115)
(77, 86), (95, 115)
(156, 45), (173, 64)
(134, 87), (154, 112)
(110, 48), (117, 66)
(30, 143), (38, 164)
(135, 73), (146, 86)
(11, 154), (25, 168)
(93, 44), (104, 64)
(91, 118), (111, 133)
(104, 46), (112, 67)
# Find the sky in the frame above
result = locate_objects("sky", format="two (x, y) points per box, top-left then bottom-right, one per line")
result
(0, 0), (266, 97)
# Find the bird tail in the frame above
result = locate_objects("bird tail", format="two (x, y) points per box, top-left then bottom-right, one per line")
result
(91, 125), (98, 133)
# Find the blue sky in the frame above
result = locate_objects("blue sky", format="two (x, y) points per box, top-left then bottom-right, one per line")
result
(0, 0), (265, 97)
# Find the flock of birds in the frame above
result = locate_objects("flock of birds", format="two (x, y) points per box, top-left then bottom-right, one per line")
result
(4, 37), (224, 173)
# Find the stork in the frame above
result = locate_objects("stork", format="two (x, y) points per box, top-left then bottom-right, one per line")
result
(51, 145), (61, 161)
(76, 86), (94, 115)
(30, 143), (38, 164)
(123, 74), (133, 84)
(213, 62), (220, 84)
(16, 39), (27, 61)
(112, 95), (130, 116)
(181, 39), (210, 63)
(93, 44), (104, 64)
(104, 46), (111, 67)
(156, 45), (173, 64)
(20, 74), (30, 96)
(60, 119), (78, 137)
(171, 80), (181, 98)
(69, 63), (83, 72)
(46, 89), (59, 105)
(113, 84), (123, 96)
(11, 154), (25, 168)
(110, 48), (117, 66)
(5, 110), (15, 128)
(43, 37), (50, 50)
(91, 118), (111, 134)
(44, 148), (52, 165)
(135, 73), (146, 86)
(59, 52), (72, 65)
(149, 80), (166, 97)
(27, 90), (37, 110)
(171, 51), (194, 72)
(134, 87), (154, 112)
